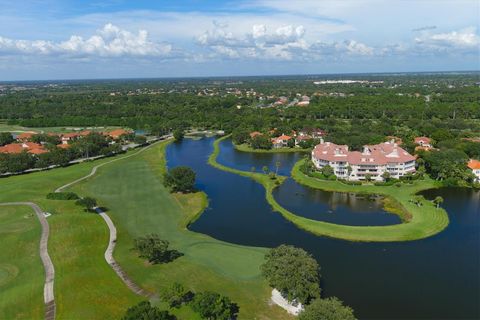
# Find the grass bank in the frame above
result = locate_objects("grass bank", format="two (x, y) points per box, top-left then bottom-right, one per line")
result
(0, 206), (44, 319)
(210, 136), (450, 242)
(234, 143), (310, 153)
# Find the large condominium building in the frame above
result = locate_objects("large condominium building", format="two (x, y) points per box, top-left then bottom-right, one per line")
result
(312, 140), (416, 181)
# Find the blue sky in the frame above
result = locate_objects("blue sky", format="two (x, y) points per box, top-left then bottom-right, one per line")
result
(0, 0), (479, 80)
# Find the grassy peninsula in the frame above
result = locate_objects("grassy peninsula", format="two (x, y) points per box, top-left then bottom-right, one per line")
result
(209, 136), (450, 242)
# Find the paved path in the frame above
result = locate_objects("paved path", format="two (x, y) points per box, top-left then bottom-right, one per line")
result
(55, 138), (169, 297)
(0, 202), (56, 320)
(95, 207), (154, 298)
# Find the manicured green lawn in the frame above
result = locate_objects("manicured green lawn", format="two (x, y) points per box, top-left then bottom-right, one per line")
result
(211, 135), (450, 242)
(65, 140), (292, 319)
(234, 143), (310, 153)
(0, 205), (44, 320)
(0, 155), (142, 319)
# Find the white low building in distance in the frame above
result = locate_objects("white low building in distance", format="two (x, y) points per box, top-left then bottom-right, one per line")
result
(312, 140), (416, 181)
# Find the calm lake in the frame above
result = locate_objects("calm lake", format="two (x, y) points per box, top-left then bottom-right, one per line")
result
(166, 137), (480, 320)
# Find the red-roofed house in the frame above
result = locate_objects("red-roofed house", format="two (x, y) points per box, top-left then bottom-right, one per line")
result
(249, 131), (263, 139)
(271, 134), (292, 148)
(312, 140), (416, 181)
(61, 132), (80, 144)
(107, 129), (131, 140)
(16, 132), (35, 141)
(467, 159), (480, 182)
(0, 142), (47, 155)
(414, 136), (434, 152)
(414, 137), (432, 147)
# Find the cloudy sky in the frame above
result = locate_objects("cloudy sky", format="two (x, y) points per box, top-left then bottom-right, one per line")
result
(0, 0), (479, 80)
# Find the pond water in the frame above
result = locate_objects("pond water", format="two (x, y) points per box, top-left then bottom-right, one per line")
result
(166, 137), (480, 320)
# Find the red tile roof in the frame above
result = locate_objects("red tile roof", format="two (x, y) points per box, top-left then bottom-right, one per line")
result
(249, 131), (262, 138)
(414, 136), (431, 145)
(313, 141), (415, 165)
(107, 129), (130, 139)
(16, 132), (35, 140)
(0, 142), (46, 154)
(468, 159), (480, 170)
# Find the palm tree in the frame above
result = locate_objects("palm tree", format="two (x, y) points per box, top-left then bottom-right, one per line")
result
(275, 161), (281, 176)
(347, 165), (352, 180)
(433, 196), (444, 209)
(262, 166), (269, 175)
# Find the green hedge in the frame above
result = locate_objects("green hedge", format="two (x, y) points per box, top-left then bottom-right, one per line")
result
(46, 192), (80, 200)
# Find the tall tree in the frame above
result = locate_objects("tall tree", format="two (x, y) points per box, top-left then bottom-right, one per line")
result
(261, 245), (320, 304)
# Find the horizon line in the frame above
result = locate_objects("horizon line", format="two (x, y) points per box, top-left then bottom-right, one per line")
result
(1, 69), (479, 83)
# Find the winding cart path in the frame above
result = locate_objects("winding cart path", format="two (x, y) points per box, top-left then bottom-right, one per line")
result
(55, 139), (168, 298)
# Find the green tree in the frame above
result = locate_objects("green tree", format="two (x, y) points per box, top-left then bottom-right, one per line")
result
(164, 166), (196, 193)
(346, 165), (353, 179)
(433, 196), (444, 209)
(160, 282), (191, 308)
(251, 135), (272, 150)
(75, 197), (97, 211)
(299, 297), (356, 320)
(0, 132), (14, 146)
(134, 234), (182, 264)
(173, 129), (184, 141)
(261, 245), (320, 304)
(191, 292), (239, 320)
(381, 171), (391, 181)
(364, 173), (372, 182)
(134, 135), (147, 145)
(321, 165), (334, 178)
(122, 301), (175, 320)
(231, 129), (250, 145)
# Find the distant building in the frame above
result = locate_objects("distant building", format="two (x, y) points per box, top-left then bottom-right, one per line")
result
(312, 140), (416, 181)
(467, 159), (480, 182)
(414, 136), (434, 152)
(106, 129), (131, 140)
(249, 131), (263, 139)
(271, 134), (292, 148)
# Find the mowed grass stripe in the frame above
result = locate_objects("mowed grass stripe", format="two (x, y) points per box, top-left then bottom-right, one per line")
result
(0, 206), (44, 320)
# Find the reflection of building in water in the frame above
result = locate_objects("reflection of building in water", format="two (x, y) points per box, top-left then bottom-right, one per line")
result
(327, 191), (383, 213)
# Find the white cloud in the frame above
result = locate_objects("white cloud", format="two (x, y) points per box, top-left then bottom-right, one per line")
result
(0, 23), (173, 58)
(415, 27), (480, 48)
(196, 22), (374, 61)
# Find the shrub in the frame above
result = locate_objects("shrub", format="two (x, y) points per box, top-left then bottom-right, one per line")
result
(46, 192), (79, 200)
(75, 197), (97, 211)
